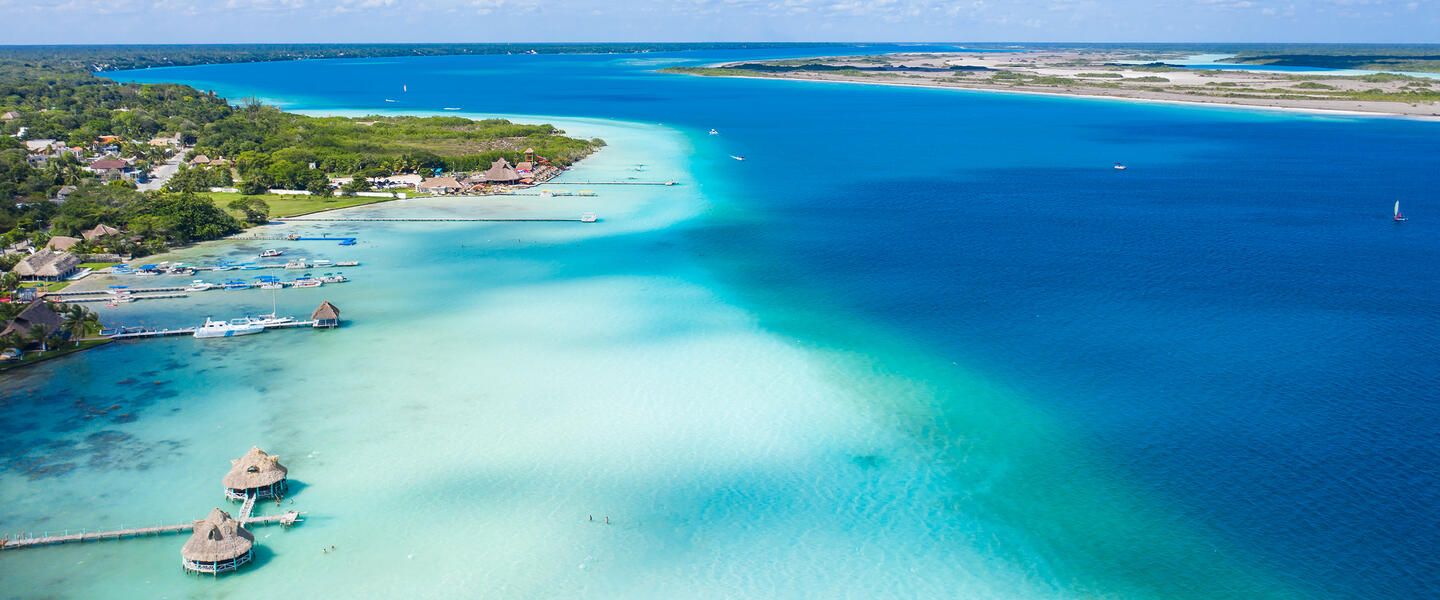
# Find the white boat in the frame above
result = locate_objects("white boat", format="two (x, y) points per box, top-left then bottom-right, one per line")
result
(443, 107), (462, 111)
(259, 249), (283, 258)
(1114, 163), (1127, 170)
(259, 281), (284, 290)
(384, 99), (398, 103)
(318, 273), (348, 283)
(1394, 201), (1408, 222)
(311, 259), (333, 268)
(292, 278), (323, 288)
(336, 261), (359, 267)
(731, 155), (745, 161)
(709, 129), (719, 135)
(580, 212), (598, 223)
(185, 280), (215, 292)
(193, 318), (265, 339)
(284, 260), (307, 269)
(246, 314), (295, 327)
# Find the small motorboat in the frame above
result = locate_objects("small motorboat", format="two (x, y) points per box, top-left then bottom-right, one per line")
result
(709, 129), (719, 135)
(580, 212), (598, 223)
(318, 273), (348, 284)
(284, 260), (307, 269)
(443, 107), (462, 111)
(1114, 163), (1127, 170)
(259, 249), (283, 258)
(291, 277), (323, 288)
(311, 259), (334, 268)
(731, 155), (746, 161)
(336, 261), (359, 267)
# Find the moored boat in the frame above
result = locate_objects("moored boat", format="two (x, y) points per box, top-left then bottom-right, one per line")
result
(336, 261), (359, 267)
(291, 277), (323, 288)
(193, 318), (265, 338)
(580, 212), (598, 223)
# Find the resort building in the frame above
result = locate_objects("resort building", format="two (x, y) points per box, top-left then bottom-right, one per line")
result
(13, 248), (80, 281)
(55, 185), (77, 202)
(45, 236), (81, 252)
(180, 508), (254, 575)
(189, 154), (211, 166)
(1, 111), (18, 121)
(0, 300), (65, 340)
(311, 301), (340, 328)
(418, 176), (463, 195)
(482, 158), (521, 184)
(81, 223), (121, 241)
(222, 446), (289, 501)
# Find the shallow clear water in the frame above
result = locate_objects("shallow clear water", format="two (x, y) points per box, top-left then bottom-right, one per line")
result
(2, 47), (1437, 599)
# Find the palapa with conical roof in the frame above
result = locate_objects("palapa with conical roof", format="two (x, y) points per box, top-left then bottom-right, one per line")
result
(181, 508), (254, 574)
(311, 301), (340, 328)
(482, 157), (520, 183)
(222, 446), (289, 500)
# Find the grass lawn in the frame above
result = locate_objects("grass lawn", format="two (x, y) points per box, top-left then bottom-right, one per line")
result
(19, 281), (70, 292)
(0, 339), (111, 373)
(79, 262), (121, 270)
(199, 191), (401, 219)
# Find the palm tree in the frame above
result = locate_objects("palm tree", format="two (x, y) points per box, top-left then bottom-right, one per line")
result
(28, 323), (51, 353)
(62, 305), (100, 345)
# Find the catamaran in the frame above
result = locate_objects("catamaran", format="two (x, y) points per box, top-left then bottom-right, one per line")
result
(1394, 201), (1407, 222)
(193, 318), (265, 339)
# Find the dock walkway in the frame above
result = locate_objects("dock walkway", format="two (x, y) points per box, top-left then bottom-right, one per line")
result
(0, 512), (302, 551)
(282, 217), (589, 223)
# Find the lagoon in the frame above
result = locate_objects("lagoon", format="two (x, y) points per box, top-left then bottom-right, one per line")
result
(2, 46), (1437, 598)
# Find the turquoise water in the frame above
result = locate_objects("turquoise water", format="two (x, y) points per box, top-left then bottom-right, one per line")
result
(2, 47), (1437, 598)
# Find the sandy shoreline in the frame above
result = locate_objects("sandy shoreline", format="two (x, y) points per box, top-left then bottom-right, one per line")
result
(683, 71), (1440, 121)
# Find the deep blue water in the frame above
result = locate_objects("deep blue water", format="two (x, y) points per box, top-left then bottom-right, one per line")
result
(112, 47), (1440, 598)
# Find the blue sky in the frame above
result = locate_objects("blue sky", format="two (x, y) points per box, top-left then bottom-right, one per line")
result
(3, 0), (1437, 44)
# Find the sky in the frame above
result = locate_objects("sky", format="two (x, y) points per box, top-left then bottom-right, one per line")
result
(2, 0), (1438, 44)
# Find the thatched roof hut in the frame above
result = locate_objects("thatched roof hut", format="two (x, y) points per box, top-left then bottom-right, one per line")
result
(45, 236), (81, 251)
(1, 300), (65, 340)
(222, 446), (289, 500)
(82, 223), (121, 241)
(483, 158), (520, 183)
(13, 248), (80, 281)
(311, 301), (340, 328)
(181, 508), (254, 575)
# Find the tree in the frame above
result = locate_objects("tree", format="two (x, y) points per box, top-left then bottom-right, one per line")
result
(28, 323), (51, 352)
(226, 196), (270, 225)
(237, 179), (267, 195)
(62, 304), (100, 345)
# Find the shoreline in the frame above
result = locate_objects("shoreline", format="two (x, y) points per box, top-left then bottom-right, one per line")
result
(674, 71), (1440, 122)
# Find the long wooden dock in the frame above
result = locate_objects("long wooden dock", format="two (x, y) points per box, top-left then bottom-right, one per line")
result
(0, 511), (302, 551)
(543, 181), (678, 186)
(97, 320), (319, 341)
(282, 217), (591, 222)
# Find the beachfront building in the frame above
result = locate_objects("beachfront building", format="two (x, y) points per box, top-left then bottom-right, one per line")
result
(418, 176), (463, 195)
(181, 508), (254, 575)
(13, 249), (80, 281)
(482, 158), (521, 184)
(0, 300), (65, 340)
(311, 301), (340, 328)
(222, 446), (289, 501)
(189, 154), (211, 166)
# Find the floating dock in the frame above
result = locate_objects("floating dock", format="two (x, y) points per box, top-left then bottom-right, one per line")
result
(0, 512), (301, 551)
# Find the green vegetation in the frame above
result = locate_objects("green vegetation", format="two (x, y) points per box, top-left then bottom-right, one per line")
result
(1126, 76), (1171, 83)
(1076, 73), (1124, 78)
(0, 44), (847, 80)
(0, 51), (604, 259)
(201, 191), (397, 218)
(0, 338), (110, 373)
(1292, 82), (1337, 90)
(1222, 46), (1440, 73)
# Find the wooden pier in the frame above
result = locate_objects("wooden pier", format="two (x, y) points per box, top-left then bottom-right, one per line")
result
(97, 320), (320, 341)
(0, 511), (302, 551)
(282, 216), (591, 223)
(542, 181), (678, 186)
